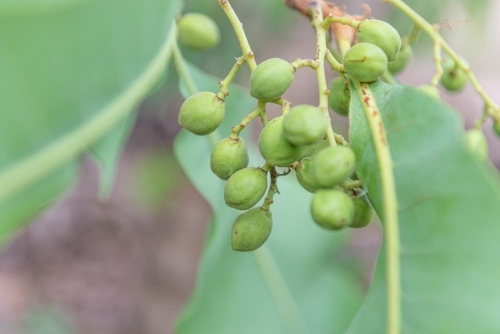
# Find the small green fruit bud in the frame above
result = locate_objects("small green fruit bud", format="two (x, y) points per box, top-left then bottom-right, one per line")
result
(296, 157), (320, 193)
(343, 43), (388, 83)
(388, 44), (413, 74)
(224, 168), (268, 210)
(250, 58), (294, 102)
(258, 116), (302, 167)
(177, 13), (221, 50)
(465, 129), (488, 161)
(348, 196), (375, 228)
(314, 146), (356, 188)
(356, 19), (401, 61)
(440, 58), (468, 92)
(178, 91), (224, 135)
(283, 105), (327, 146)
(328, 77), (351, 116)
(311, 190), (354, 230)
(231, 208), (273, 252)
(210, 137), (249, 180)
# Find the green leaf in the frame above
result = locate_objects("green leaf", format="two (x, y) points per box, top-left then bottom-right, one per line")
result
(0, 0), (181, 235)
(174, 63), (363, 334)
(347, 81), (500, 333)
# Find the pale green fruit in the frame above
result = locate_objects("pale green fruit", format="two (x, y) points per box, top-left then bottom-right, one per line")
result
(356, 19), (401, 61)
(178, 13), (221, 50)
(283, 105), (327, 146)
(328, 77), (351, 116)
(465, 129), (488, 161)
(299, 144), (317, 159)
(295, 157), (320, 193)
(250, 58), (294, 102)
(224, 168), (268, 210)
(348, 196), (375, 228)
(231, 208), (273, 252)
(311, 190), (354, 230)
(440, 58), (468, 92)
(210, 137), (249, 180)
(258, 116), (302, 167)
(314, 146), (356, 188)
(388, 44), (413, 74)
(178, 91), (224, 135)
(343, 43), (388, 82)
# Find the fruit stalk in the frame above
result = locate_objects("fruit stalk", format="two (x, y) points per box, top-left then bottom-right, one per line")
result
(219, 56), (247, 97)
(353, 80), (401, 334)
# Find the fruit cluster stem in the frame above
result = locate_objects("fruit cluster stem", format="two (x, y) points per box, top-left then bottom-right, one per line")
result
(430, 38), (443, 87)
(261, 168), (279, 211)
(219, 56), (247, 97)
(353, 80), (401, 334)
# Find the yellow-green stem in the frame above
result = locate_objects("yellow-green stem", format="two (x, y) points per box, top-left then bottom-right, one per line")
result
(219, 56), (246, 96)
(353, 80), (401, 334)
(430, 38), (443, 87)
(325, 50), (345, 74)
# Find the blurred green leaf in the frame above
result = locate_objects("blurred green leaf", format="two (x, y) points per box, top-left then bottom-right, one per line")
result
(0, 0), (181, 236)
(174, 63), (363, 334)
(347, 82), (500, 332)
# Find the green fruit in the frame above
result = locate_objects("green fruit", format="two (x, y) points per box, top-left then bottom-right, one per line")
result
(224, 168), (268, 210)
(311, 189), (354, 230)
(177, 13), (221, 50)
(348, 196), (375, 228)
(328, 77), (351, 116)
(343, 43), (388, 83)
(296, 157), (320, 193)
(283, 105), (327, 146)
(417, 84), (440, 99)
(440, 58), (468, 92)
(388, 44), (413, 74)
(210, 137), (249, 180)
(314, 146), (356, 188)
(178, 91), (224, 135)
(299, 144), (317, 159)
(258, 116), (302, 167)
(465, 129), (488, 161)
(494, 121), (500, 137)
(231, 208), (273, 252)
(250, 58), (294, 102)
(356, 19), (401, 61)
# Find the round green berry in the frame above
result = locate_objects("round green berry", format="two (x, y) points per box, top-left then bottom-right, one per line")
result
(356, 19), (401, 61)
(231, 208), (273, 252)
(250, 58), (294, 102)
(343, 43), (388, 83)
(210, 137), (249, 180)
(311, 189), (354, 230)
(465, 129), (488, 161)
(295, 157), (320, 193)
(178, 91), (224, 135)
(388, 44), (413, 74)
(348, 196), (375, 228)
(283, 105), (327, 146)
(258, 116), (302, 167)
(314, 146), (356, 188)
(494, 121), (500, 137)
(177, 13), (221, 50)
(328, 77), (351, 116)
(440, 58), (468, 92)
(224, 167), (268, 210)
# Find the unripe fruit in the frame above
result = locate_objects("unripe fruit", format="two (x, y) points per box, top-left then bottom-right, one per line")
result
(177, 13), (221, 50)
(348, 196), (375, 228)
(250, 58), (294, 102)
(494, 121), (500, 137)
(388, 44), (413, 74)
(224, 168), (268, 210)
(231, 208), (273, 252)
(440, 58), (468, 92)
(343, 43), (388, 83)
(283, 105), (327, 146)
(328, 77), (351, 116)
(210, 137), (249, 180)
(314, 146), (356, 188)
(178, 91), (224, 135)
(259, 116), (302, 167)
(299, 144), (317, 159)
(356, 19), (401, 61)
(311, 190), (354, 230)
(296, 157), (320, 193)
(465, 129), (488, 161)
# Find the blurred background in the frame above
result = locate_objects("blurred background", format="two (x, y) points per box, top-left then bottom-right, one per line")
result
(0, 0), (499, 333)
